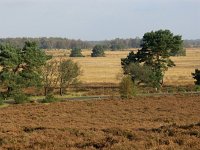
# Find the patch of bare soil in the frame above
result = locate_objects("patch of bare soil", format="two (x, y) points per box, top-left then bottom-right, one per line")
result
(0, 95), (200, 149)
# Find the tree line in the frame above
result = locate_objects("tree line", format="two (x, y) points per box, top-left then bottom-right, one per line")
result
(0, 37), (199, 50)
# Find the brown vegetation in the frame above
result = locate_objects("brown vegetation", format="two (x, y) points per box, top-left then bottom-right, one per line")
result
(0, 95), (200, 149)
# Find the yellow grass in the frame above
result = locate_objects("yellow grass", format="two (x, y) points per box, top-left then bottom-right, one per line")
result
(46, 48), (200, 85)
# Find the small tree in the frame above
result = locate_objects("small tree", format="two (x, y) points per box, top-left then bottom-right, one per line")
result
(192, 69), (200, 85)
(119, 76), (136, 99)
(70, 47), (84, 57)
(42, 61), (60, 95)
(58, 59), (81, 96)
(91, 45), (105, 57)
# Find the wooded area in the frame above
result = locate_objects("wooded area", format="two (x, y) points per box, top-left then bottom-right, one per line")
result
(1, 37), (199, 50)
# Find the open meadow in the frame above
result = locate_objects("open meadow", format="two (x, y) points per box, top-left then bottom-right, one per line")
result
(47, 48), (200, 86)
(0, 95), (200, 149)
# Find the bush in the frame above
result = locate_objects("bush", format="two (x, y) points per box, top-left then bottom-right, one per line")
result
(195, 85), (200, 91)
(91, 45), (105, 57)
(42, 94), (57, 103)
(192, 69), (200, 85)
(119, 76), (136, 99)
(13, 93), (29, 104)
(70, 47), (84, 57)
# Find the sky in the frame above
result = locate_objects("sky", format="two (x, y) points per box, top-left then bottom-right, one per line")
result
(0, 0), (199, 40)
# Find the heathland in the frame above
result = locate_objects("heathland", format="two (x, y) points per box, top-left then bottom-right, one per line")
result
(0, 47), (200, 150)
(0, 95), (200, 149)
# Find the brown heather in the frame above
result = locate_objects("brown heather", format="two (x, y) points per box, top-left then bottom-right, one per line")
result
(0, 95), (200, 149)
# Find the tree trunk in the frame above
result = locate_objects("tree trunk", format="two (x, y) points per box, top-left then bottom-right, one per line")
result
(59, 87), (63, 96)
(44, 87), (47, 96)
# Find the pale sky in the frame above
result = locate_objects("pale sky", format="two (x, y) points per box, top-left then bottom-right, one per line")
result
(0, 0), (199, 40)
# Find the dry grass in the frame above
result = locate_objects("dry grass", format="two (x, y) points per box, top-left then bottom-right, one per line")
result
(46, 48), (200, 85)
(0, 95), (200, 149)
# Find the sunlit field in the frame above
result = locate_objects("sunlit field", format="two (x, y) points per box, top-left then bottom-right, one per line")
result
(46, 48), (200, 85)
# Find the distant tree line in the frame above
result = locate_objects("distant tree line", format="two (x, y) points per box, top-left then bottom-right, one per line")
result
(0, 37), (141, 50)
(184, 39), (200, 48)
(0, 37), (199, 51)
(0, 38), (91, 50)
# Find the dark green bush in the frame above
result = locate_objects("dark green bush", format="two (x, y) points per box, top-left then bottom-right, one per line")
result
(192, 69), (200, 85)
(13, 93), (29, 104)
(42, 94), (57, 103)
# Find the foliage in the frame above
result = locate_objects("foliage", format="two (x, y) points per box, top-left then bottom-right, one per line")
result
(42, 94), (57, 103)
(126, 63), (161, 89)
(119, 76), (136, 98)
(42, 61), (59, 95)
(13, 92), (29, 104)
(59, 60), (81, 95)
(0, 41), (50, 98)
(70, 47), (84, 57)
(192, 69), (200, 85)
(0, 96), (4, 105)
(42, 59), (81, 96)
(91, 45), (105, 57)
(194, 85), (200, 91)
(1, 37), (199, 50)
(122, 29), (183, 88)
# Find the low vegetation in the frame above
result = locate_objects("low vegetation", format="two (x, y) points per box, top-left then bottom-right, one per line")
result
(0, 95), (199, 149)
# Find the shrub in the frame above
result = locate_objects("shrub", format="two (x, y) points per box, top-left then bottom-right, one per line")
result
(195, 85), (200, 91)
(91, 45), (105, 57)
(192, 69), (200, 85)
(119, 76), (136, 99)
(42, 94), (57, 103)
(70, 47), (84, 57)
(13, 93), (29, 104)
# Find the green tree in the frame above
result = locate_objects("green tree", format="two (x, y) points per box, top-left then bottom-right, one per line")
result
(91, 45), (105, 57)
(192, 69), (200, 85)
(0, 42), (50, 100)
(70, 47), (84, 57)
(122, 29), (183, 89)
(58, 59), (81, 96)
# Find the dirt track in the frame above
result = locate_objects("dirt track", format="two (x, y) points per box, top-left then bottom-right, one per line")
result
(0, 95), (200, 149)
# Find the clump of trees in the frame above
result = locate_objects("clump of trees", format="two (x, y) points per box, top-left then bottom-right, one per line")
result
(0, 41), (50, 103)
(0, 41), (81, 104)
(43, 59), (81, 96)
(121, 29), (184, 91)
(91, 45), (105, 57)
(70, 47), (84, 57)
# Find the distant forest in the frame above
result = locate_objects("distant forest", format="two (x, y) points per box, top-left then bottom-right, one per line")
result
(0, 37), (200, 50)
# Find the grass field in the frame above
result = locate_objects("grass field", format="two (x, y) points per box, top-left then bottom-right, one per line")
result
(47, 48), (200, 85)
(0, 95), (199, 149)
